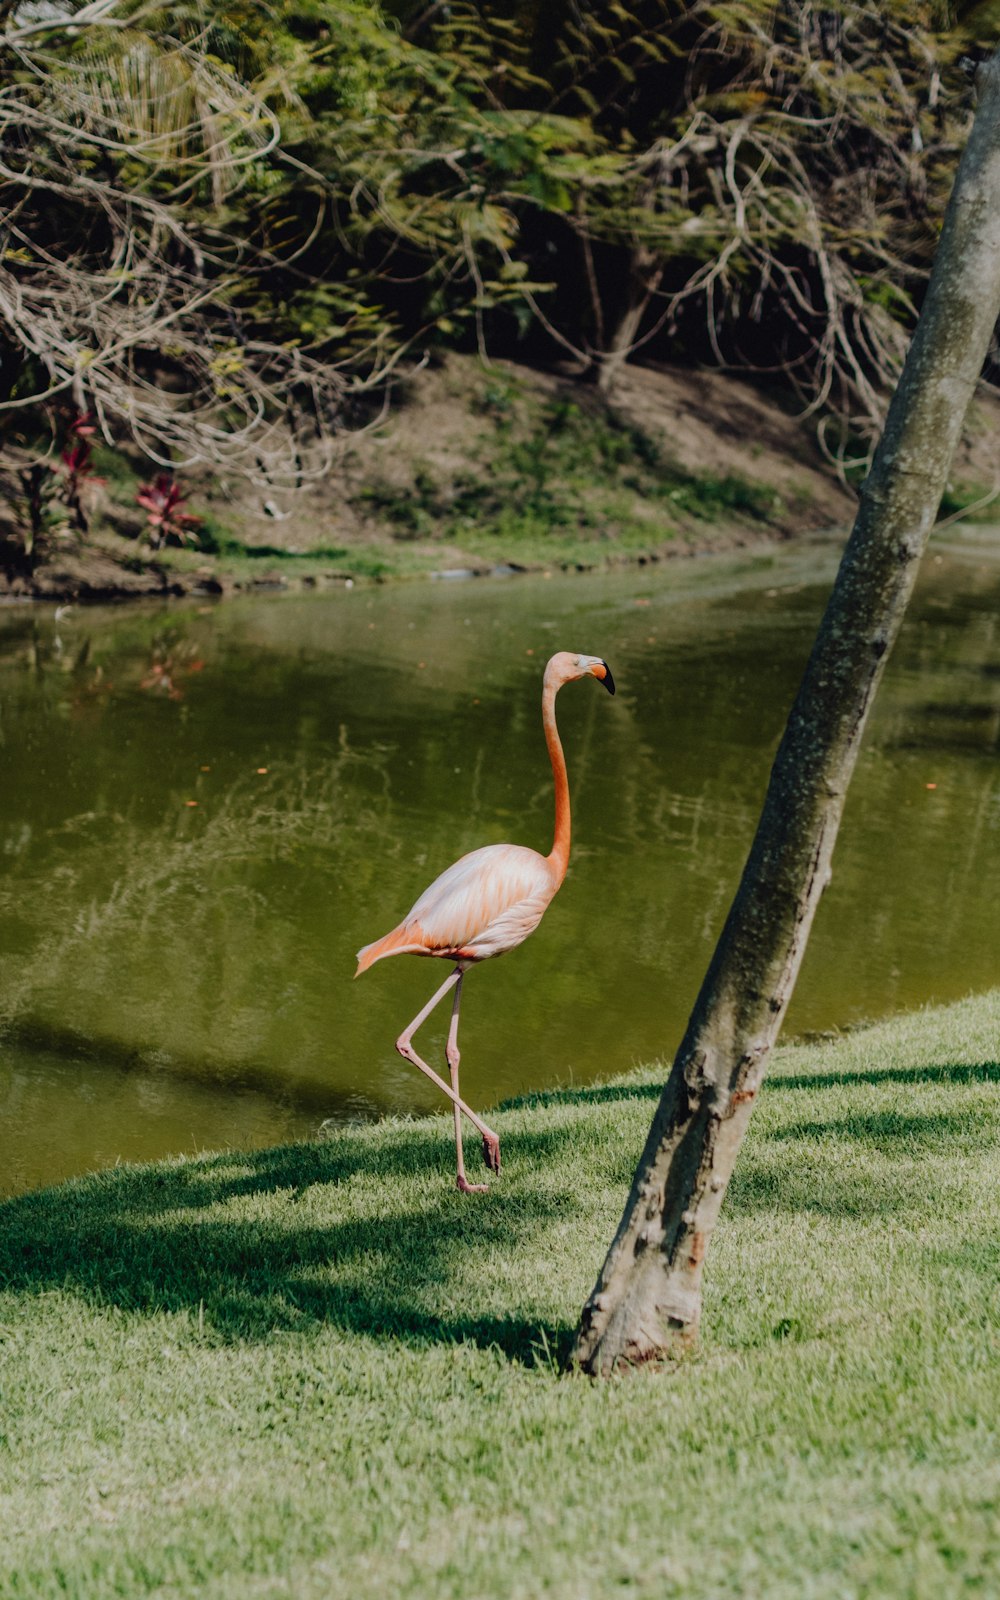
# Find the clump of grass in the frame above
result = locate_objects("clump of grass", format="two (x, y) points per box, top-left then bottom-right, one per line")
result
(201, 535), (351, 563)
(356, 468), (441, 540)
(90, 442), (142, 492)
(663, 467), (783, 522)
(181, 525), (395, 581)
(1, 990), (998, 1598)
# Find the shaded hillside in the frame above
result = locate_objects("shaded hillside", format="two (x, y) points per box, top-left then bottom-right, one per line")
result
(3, 354), (998, 599)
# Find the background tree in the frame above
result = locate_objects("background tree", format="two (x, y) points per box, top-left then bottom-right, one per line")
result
(572, 46), (1000, 1375)
(0, 0), (411, 488)
(402, 1), (995, 461)
(3, 0), (998, 500)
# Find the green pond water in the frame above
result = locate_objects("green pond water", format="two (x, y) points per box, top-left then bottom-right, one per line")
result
(1, 530), (998, 1196)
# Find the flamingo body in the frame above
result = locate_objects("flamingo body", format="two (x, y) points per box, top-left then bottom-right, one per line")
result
(355, 843), (558, 972)
(355, 650), (615, 1192)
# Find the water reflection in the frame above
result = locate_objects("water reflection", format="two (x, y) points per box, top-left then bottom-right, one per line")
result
(1, 531), (998, 1195)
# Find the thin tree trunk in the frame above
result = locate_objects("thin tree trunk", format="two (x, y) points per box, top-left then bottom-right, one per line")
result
(573, 51), (1000, 1376)
(595, 245), (664, 395)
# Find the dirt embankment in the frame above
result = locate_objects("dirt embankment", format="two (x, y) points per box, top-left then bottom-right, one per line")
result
(1, 354), (995, 600)
(193, 356), (857, 578)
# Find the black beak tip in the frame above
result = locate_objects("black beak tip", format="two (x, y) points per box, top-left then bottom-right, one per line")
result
(601, 661), (615, 696)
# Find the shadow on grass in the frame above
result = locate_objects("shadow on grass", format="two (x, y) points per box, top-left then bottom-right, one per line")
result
(727, 1157), (916, 1219)
(3, 1055), (996, 1358)
(770, 1109), (992, 1148)
(774, 1060), (1000, 1092)
(0, 1121), (584, 1365)
(498, 1080), (662, 1112)
(505, 1059), (1000, 1114)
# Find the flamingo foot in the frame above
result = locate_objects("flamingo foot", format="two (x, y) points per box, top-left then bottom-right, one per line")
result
(481, 1131), (501, 1174)
(457, 1174), (488, 1195)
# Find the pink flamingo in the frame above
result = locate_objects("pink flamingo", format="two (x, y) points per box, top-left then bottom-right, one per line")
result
(356, 651), (615, 1193)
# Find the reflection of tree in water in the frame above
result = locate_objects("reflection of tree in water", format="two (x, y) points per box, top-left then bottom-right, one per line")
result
(0, 734), (392, 1075)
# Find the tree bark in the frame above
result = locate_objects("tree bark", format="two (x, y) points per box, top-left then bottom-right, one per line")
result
(573, 51), (1000, 1376)
(594, 245), (664, 396)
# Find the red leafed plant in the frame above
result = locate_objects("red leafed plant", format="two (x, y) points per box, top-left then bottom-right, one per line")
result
(58, 414), (106, 533)
(60, 413), (95, 477)
(136, 475), (203, 549)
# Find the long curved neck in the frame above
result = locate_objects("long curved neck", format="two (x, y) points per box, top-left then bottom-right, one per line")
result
(543, 677), (571, 883)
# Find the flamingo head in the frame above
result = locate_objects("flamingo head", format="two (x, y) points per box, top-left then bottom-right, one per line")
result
(544, 652), (615, 695)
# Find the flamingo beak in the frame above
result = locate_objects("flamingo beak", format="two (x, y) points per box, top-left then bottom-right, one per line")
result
(596, 660), (615, 695)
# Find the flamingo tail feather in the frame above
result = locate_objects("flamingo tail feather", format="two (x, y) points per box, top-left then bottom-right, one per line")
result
(355, 925), (428, 976)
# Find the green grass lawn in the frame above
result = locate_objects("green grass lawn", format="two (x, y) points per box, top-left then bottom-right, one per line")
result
(1, 992), (998, 1599)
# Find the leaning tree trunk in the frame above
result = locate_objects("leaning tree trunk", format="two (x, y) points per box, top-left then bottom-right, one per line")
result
(574, 52), (1000, 1376)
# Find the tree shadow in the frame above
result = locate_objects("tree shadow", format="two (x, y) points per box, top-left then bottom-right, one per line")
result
(0, 1121), (584, 1365)
(770, 1109), (992, 1148)
(498, 1080), (662, 1112)
(510, 1058), (1000, 1114)
(726, 1156), (916, 1219)
(731, 1089), (998, 1219)
(774, 1059), (999, 1093)
(4, 1052), (995, 1359)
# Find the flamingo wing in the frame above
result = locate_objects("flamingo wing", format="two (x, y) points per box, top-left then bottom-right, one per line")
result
(355, 843), (556, 973)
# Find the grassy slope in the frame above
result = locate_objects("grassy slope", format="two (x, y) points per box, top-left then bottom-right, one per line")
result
(1, 991), (998, 1599)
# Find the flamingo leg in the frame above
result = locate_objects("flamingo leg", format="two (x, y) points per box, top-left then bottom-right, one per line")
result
(446, 973), (487, 1194)
(394, 967), (501, 1185)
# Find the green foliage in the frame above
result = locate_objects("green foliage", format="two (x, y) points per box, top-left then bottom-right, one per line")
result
(2, 0), (995, 519)
(666, 469), (783, 522)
